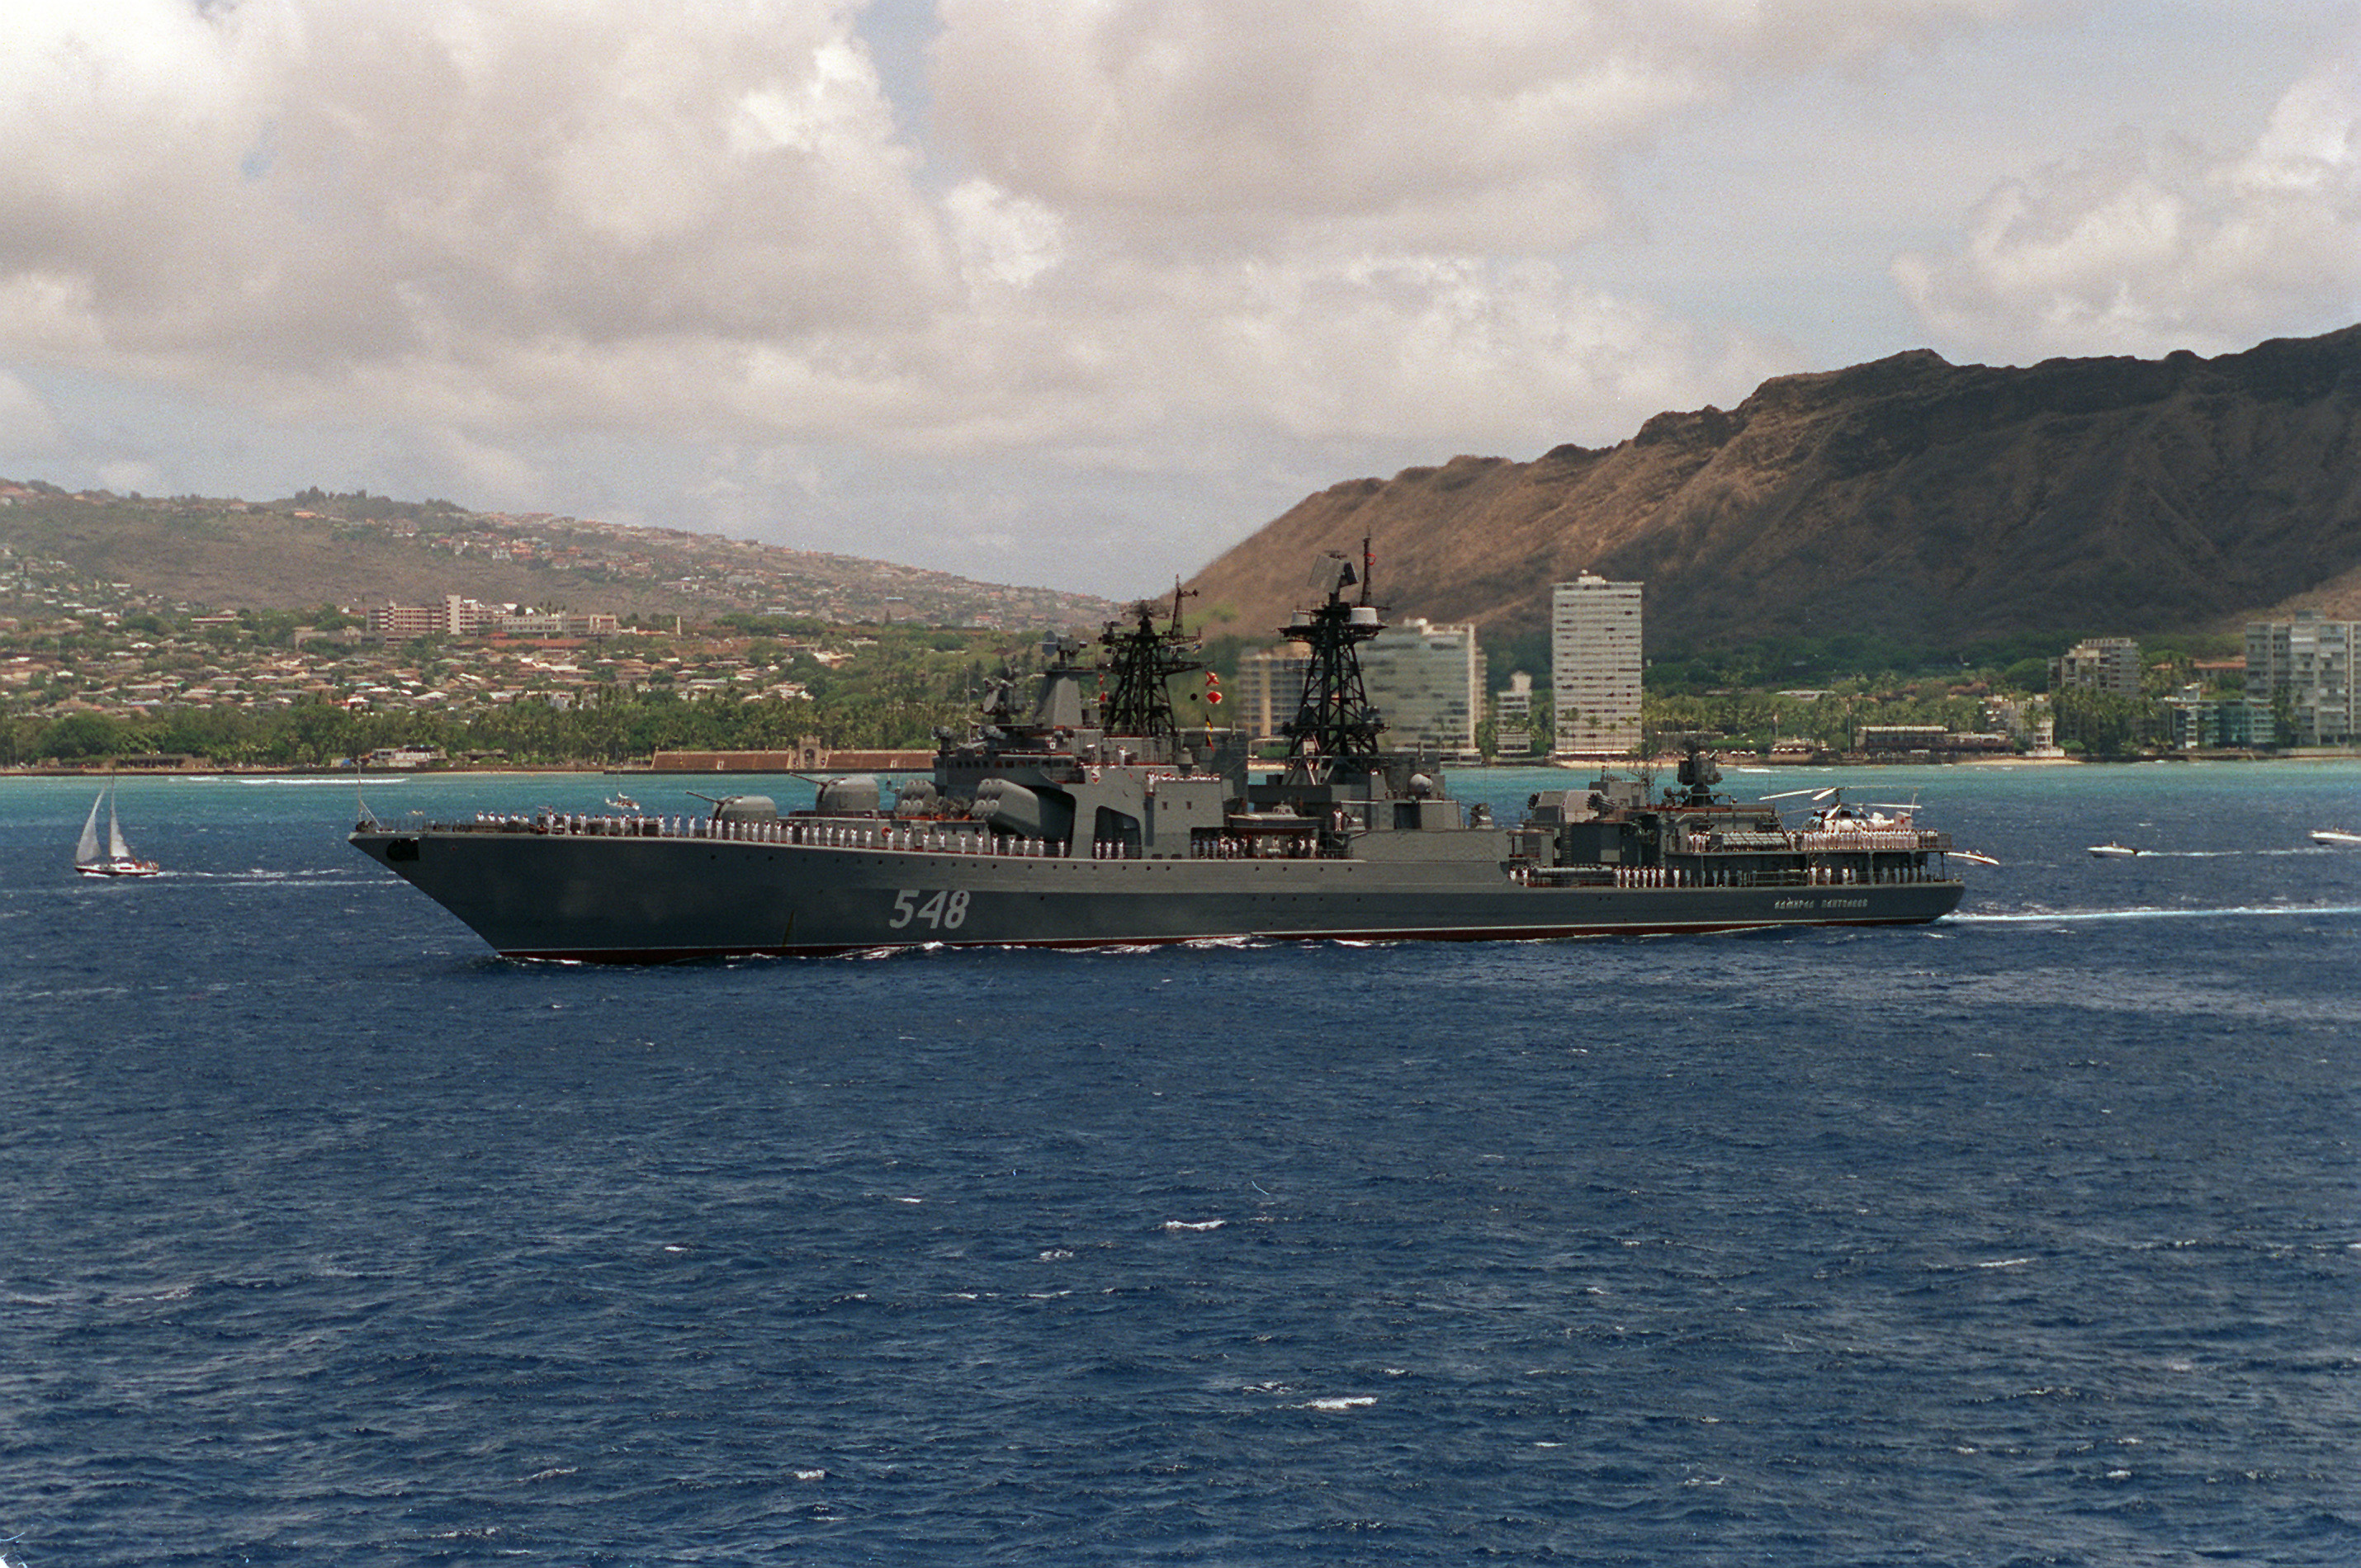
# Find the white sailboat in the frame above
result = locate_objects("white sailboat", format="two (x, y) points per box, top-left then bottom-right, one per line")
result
(74, 778), (161, 877)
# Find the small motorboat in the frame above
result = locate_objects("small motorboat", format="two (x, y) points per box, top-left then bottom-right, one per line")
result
(2087, 843), (2142, 858)
(2311, 828), (2361, 848)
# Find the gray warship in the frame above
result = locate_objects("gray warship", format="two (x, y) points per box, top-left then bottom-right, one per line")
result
(351, 556), (1968, 960)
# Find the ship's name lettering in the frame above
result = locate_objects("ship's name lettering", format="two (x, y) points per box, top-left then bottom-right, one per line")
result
(1772, 897), (1871, 911)
(889, 888), (970, 931)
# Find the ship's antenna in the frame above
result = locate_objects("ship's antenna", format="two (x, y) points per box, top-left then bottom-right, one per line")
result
(1167, 575), (1196, 633)
(1360, 535), (1374, 607)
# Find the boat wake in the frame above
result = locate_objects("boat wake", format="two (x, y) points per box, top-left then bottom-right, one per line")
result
(1957, 901), (2361, 924)
(2089, 847), (2330, 859)
(2159, 847), (2317, 858)
(168, 870), (387, 886)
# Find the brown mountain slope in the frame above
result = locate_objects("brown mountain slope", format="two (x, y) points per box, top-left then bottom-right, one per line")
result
(0, 488), (1117, 629)
(1187, 326), (2361, 653)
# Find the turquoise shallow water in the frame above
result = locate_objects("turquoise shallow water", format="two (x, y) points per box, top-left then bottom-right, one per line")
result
(3, 762), (2358, 1565)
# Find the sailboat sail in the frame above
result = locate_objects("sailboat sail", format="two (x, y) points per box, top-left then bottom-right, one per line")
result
(108, 797), (131, 861)
(77, 792), (105, 867)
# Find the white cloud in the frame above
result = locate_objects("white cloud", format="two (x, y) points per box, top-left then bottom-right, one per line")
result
(1089, 252), (1786, 449)
(930, 0), (2009, 253)
(414, 427), (548, 511)
(0, 0), (952, 399)
(96, 457), (165, 495)
(3, 1), (2349, 598)
(946, 178), (1065, 288)
(1896, 46), (2361, 357)
(0, 367), (62, 457)
(0, 0), (1996, 458)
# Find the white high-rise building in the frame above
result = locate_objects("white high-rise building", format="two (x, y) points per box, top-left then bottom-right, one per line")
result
(1358, 617), (1484, 760)
(1550, 574), (1643, 760)
(1237, 646), (1313, 742)
(1492, 671), (1535, 759)
(2053, 636), (2143, 699)
(2246, 611), (2356, 745)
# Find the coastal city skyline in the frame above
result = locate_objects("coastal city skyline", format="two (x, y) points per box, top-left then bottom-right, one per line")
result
(12, 500), (2352, 765)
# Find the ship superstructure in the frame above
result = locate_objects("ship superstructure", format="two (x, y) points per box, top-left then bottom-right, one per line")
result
(352, 558), (1969, 959)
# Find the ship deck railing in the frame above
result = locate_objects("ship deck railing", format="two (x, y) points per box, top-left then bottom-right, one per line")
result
(1795, 829), (1952, 852)
(414, 810), (1072, 856)
(1515, 861), (1958, 889)
(399, 811), (1313, 863)
(1688, 829), (1954, 854)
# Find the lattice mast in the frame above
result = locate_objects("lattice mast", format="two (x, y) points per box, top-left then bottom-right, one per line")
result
(1282, 539), (1384, 763)
(1098, 579), (1203, 739)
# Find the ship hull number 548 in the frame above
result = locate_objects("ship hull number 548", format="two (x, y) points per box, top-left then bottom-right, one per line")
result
(889, 889), (970, 930)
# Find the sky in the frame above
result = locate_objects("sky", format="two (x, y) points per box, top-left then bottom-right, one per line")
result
(2, 1), (2357, 602)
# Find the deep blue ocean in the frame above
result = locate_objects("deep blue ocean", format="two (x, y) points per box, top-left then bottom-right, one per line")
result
(4, 761), (2358, 1566)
